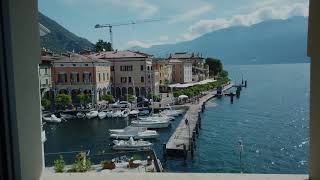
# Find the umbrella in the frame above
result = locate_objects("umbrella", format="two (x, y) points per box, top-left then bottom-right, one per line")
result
(178, 95), (188, 99)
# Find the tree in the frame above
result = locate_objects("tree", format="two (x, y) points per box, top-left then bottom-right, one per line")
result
(205, 58), (223, 77)
(125, 95), (136, 103)
(102, 94), (115, 103)
(76, 93), (91, 105)
(220, 70), (229, 78)
(95, 39), (113, 52)
(41, 98), (51, 109)
(55, 94), (72, 109)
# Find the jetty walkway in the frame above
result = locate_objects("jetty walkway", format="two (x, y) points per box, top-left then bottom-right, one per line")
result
(165, 83), (234, 158)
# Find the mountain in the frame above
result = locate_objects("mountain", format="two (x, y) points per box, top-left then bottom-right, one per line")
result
(132, 16), (309, 65)
(39, 12), (94, 53)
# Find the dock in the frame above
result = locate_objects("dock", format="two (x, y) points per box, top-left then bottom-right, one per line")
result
(165, 83), (234, 158)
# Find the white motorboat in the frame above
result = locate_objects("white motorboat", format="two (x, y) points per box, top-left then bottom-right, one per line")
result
(139, 109), (150, 116)
(76, 112), (85, 119)
(131, 120), (170, 129)
(43, 114), (62, 123)
(112, 137), (153, 150)
(86, 110), (98, 119)
(129, 110), (139, 117)
(60, 113), (75, 120)
(120, 109), (129, 118)
(106, 111), (114, 118)
(139, 115), (174, 121)
(111, 110), (121, 118)
(98, 111), (107, 119)
(160, 109), (184, 117)
(110, 130), (159, 139)
(109, 126), (147, 134)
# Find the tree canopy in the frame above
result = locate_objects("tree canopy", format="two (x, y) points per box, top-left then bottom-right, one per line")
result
(55, 94), (72, 109)
(95, 39), (113, 52)
(205, 58), (223, 77)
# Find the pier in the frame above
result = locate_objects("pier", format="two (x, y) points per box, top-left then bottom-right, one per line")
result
(165, 83), (234, 158)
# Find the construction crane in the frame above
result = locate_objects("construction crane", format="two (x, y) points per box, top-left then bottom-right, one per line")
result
(94, 19), (163, 49)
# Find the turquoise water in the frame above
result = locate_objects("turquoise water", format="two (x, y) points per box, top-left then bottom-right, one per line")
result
(165, 63), (309, 173)
(44, 63), (309, 173)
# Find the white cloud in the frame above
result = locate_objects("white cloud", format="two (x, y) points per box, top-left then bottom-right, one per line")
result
(106, 0), (158, 17)
(159, 35), (169, 41)
(182, 2), (308, 40)
(127, 35), (170, 48)
(127, 40), (152, 48)
(169, 5), (214, 23)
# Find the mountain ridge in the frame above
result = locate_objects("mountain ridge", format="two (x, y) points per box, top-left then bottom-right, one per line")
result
(132, 16), (309, 65)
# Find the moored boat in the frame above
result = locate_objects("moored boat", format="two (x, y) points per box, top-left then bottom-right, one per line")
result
(98, 111), (107, 119)
(76, 112), (85, 119)
(60, 113), (75, 120)
(43, 114), (62, 123)
(86, 110), (98, 119)
(131, 119), (170, 129)
(110, 129), (159, 139)
(112, 137), (153, 150)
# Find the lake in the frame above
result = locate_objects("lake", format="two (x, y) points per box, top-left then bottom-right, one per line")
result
(44, 63), (310, 173)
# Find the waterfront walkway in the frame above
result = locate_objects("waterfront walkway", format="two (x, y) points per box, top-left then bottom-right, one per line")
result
(165, 83), (233, 157)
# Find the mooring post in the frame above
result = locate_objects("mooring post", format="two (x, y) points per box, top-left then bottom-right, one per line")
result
(190, 141), (194, 159)
(183, 144), (187, 161)
(163, 143), (167, 160)
(245, 80), (247, 88)
(193, 131), (196, 148)
(230, 93), (234, 104)
(195, 123), (199, 136)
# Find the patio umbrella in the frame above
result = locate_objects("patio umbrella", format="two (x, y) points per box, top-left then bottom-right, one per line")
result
(178, 95), (188, 99)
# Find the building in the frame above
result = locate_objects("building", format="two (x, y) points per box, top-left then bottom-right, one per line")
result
(90, 50), (159, 98)
(169, 59), (193, 84)
(51, 53), (111, 104)
(39, 51), (55, 100)
(170, 52), (209, 81)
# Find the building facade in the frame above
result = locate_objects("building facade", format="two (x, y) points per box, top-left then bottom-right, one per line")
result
(90, 50), (159, 98)
(39, 53), (53, 99)
(169, 59), (193, 84)
(51, 53), (111, 104)
(170, 52), (209, 81)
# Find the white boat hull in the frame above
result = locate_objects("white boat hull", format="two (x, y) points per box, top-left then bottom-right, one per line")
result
(131, 121), (170, 128)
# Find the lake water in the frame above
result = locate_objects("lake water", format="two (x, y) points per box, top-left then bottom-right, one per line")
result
(44, 63), (310, 173)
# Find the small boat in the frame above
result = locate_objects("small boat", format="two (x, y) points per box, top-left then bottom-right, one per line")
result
(109, 126), (147, 134)
(76, 112), (85, 119)
(139, 109), (150, 116)
(60, 113), (75, 120)
(129, 110), (139, 117)
(43, 114), (62, 123)
(131, 120), (170, 129)
(98, 111), (107, 119)
(110, 130), (159, 139)
(120, 109), (129, 118)
(112, 137), (153, 150)
(139, 115), (174, 121)
(160, 109), (184, 117)
(86, 110), (98, 119)
(106, 111), (114, 118)
(112, 110), (123, 118)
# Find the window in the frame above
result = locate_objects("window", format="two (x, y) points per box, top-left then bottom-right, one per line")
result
(73, 64), (76, 67)
(141, 76), (144, 82)
(110, 76), (113, 82)
(141, 65), (144, 71)
(128, 77), (132, 83)
(111, 66), (114, 71)
(147, 66), (150, 71)
(45, 79), (49, 85)
(120, 65), (133, 71)
(107, 73), (109, 80)
(85, 64), (89, 66)
(121, 77), (127, 83)
(103, 73), (105, 81)
(44, 68), (48, 74)
(98, 73), (101, 82)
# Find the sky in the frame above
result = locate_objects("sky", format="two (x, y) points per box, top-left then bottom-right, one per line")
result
(38, 0), (309, 50)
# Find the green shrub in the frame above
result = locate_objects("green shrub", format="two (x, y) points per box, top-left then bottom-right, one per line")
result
(41, 98), (51, 109)
(69, 152), (91, 172)
(54, 156), (65, 173)
(102, 94), (115, 103)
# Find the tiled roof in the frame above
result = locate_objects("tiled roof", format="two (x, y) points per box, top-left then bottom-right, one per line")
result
(168, 59), (183, 63)
(90, 50), (152, 59)
(53, 53), (110, 64)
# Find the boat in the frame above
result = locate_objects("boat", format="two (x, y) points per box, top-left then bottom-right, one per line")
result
(109, 126), (147, 134)
(76, 112), (85, 119)
(120, 109), (129, 118)
(98, 111), (107, 119)
(42, 114), (62, 123)
(129, 110), (139, 117)
(60, 113), (75, 120)
(139, 109), (150, 116)
(106, 111), (114, 118)
(139, 114), (174, 121)
(112, 110), (122, 118)
(131, 119), (170, 129)
(86, 110), (98, 119)
(112, 137), (153, 150)
(110, 129), (159, 139)
(160, 109), (184, 117)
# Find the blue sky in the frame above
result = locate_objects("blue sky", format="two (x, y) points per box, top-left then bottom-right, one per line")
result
(38, 0), (308, 50)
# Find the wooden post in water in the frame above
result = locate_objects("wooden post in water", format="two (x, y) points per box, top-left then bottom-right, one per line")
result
(183, 144), (187, 161)
(230, 93), (234, 104)
(193, 131), (196, 148)
(195, 123), (199, 136)
(163, 143), (167, 161)
(245, 80), (247, 88)
(190, 140), (194, 159)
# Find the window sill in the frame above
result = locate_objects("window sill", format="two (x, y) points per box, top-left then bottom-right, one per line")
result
(41, 173), (308, 180)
